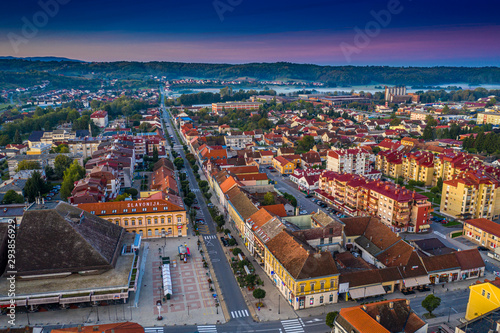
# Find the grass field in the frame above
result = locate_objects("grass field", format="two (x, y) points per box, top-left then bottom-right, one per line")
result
(422, 191), (441, 205)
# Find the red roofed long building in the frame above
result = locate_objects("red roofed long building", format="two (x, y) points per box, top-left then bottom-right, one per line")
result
(78, 198), (187, 238)
(317, 171), (432, 233)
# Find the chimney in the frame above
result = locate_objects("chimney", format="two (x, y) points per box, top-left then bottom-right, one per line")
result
(389, 301), (394, 309)
(376, 315), (381, 323)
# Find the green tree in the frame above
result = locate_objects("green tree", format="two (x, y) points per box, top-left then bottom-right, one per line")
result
(2, 189), (24, 204)
(325, 311), (339, 328)
(390, 118), (401, 126)
(421, 294), (441, 316)
(253, 288), (266, 305)
(232, 248), (242, 256)
(24, 171), (49, 202)
(60, 160), (86, 200)
(297, 136), (315, 153)
(124, 188), (138, 197)
(437, 177), (443, 192)
(114, 194), (130, 201)
(262, 192), (275, 206)
(54, 154), (73, 179)
(174, 157), (184, 170)
(13, 130), (22, 144)
(16, 160), (41, 172)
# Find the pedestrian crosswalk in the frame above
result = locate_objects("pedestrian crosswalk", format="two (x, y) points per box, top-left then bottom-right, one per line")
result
(231, 309), (250, 318)
(281, 318), (304, 333)
(144, 328), (163, 333)
(204, 235), (217, 240)
(197, 325), (217, 333)
(192, 188), (201, 192)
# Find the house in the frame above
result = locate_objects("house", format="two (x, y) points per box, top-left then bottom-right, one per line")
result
(90, 110), (109, 128)
(273, 156), (296, 174)
(334, 299), (427, 333)
(465, 278), (500, 321)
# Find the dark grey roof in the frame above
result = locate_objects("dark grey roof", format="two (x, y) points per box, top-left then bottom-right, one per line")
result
(28, 131), (45, 142)
(75, 130), (90, 138)
(13, 202), (124, 276)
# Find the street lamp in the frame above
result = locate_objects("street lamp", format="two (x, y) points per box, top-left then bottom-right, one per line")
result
(278, 294), (280, 314)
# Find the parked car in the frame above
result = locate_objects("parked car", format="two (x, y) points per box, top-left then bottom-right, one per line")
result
(192, 206), (201, 210)
(196, 219), (205, 224)
(207, 203), (214, 208)
(220, 237), (228, 247)
(299, 210), (308, 215)
(267, 166), (273, 169)
(478, 246), (489, 251)
(305, 194), (313, 198)
(270, 170), (277, 173)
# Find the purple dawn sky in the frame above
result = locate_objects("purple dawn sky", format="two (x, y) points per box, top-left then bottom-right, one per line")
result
(0, 0), (499, 65)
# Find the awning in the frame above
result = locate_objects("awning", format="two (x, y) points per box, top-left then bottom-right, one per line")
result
(404, 278), (419, 288)
(415, 276), (431, 285)
(364, 285), (386, 297)
(419, 224), (431, 230)
(349, 288), (366, 299)
(349, 285), (386, 299)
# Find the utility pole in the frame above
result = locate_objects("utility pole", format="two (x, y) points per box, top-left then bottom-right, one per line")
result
(278, 294), (280, 314)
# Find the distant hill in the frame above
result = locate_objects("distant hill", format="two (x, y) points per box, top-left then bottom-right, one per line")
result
(0, 59), (499, 86)
(0, 56), (84, 62)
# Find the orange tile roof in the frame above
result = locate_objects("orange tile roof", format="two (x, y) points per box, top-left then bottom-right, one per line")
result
(261, 204), (287, 217)
(220, 176), (240, 193)
(248, 208), (276, 228)
(340, 307), (390, 333)
(466, 218), (500, 238)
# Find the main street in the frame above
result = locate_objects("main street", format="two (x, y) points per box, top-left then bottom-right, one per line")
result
(156, 87), (479, 333)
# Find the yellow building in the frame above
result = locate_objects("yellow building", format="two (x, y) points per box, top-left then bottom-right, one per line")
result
(264, 230), (340, 310)
(465, 279), (500, 320)
(375, 150), (403, 179)
(441, 171), (500, 220)
(402, 151), (434, 186)
(78, 199), (187, 238)
(464, 218), (500, 251)
(27, 143), (52, 155)
(225, 186), (259, 238)
(477, 112), (500, 126)
(273, 156), (296, 174)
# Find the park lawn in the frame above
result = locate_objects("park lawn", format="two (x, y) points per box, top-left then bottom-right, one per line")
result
(443, 220), (462, 228)
(422, 192), (441, 205)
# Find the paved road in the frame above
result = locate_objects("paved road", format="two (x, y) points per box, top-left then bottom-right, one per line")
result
(160, 88), (254, 325)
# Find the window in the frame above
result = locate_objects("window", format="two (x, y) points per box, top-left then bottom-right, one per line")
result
(329, 294), (333, 302)
(310, 282), (315, 291)
(147, 229), (152, 236)
(91, 211), (95, 214)
(319, 296), (324, 304)
(112, 209), (117, 213)
(143, 208), (147, 212)
(310, 297), (314, 305)
(154, 218), (158, 224)
(320, 281), (325, 289)
(482, 289), (486, 296)
(300, 284), (305, 293)
(164, 206), (168, 210)
(138, 219), (142, 225)
(320, 238), (324, 245)
(131, 208), (136, 212)
(168, 217), (172, 223)
(131, 220), (135, 226)
(115, 221), (120, 225)
(177, 217), (182, 223)
(148, 219), (151, 225)
(124, 220), (128, 226)
(488, 293), (491, 299)
(161, 218), (165, 224)
(123, 209), (128, 213)
(153, 207), (158, 211)
(155, 229), (159, 236)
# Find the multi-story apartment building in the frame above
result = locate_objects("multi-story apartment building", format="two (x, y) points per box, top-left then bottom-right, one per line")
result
(432, 152), (475, 186)
(326, 148), (372, 176)
(402, 151), (434, 186)
(211, 101), (263, 114)
(68, 139), (102, 159)
(224, 134), (253, 150)
(90, 110), (109, 128)
(477, 112), (500, 125)
(78, 199), (187, 238)
(463, 218), (500, 251)
(441, 171), (500, 220)
(317, 171), (432, 233)
(375, 150), (404, 179)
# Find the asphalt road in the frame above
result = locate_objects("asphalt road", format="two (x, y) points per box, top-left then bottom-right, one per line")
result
(160, 89), (254, 325)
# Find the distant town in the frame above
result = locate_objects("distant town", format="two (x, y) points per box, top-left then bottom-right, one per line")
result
(1, 78), (500, 333)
